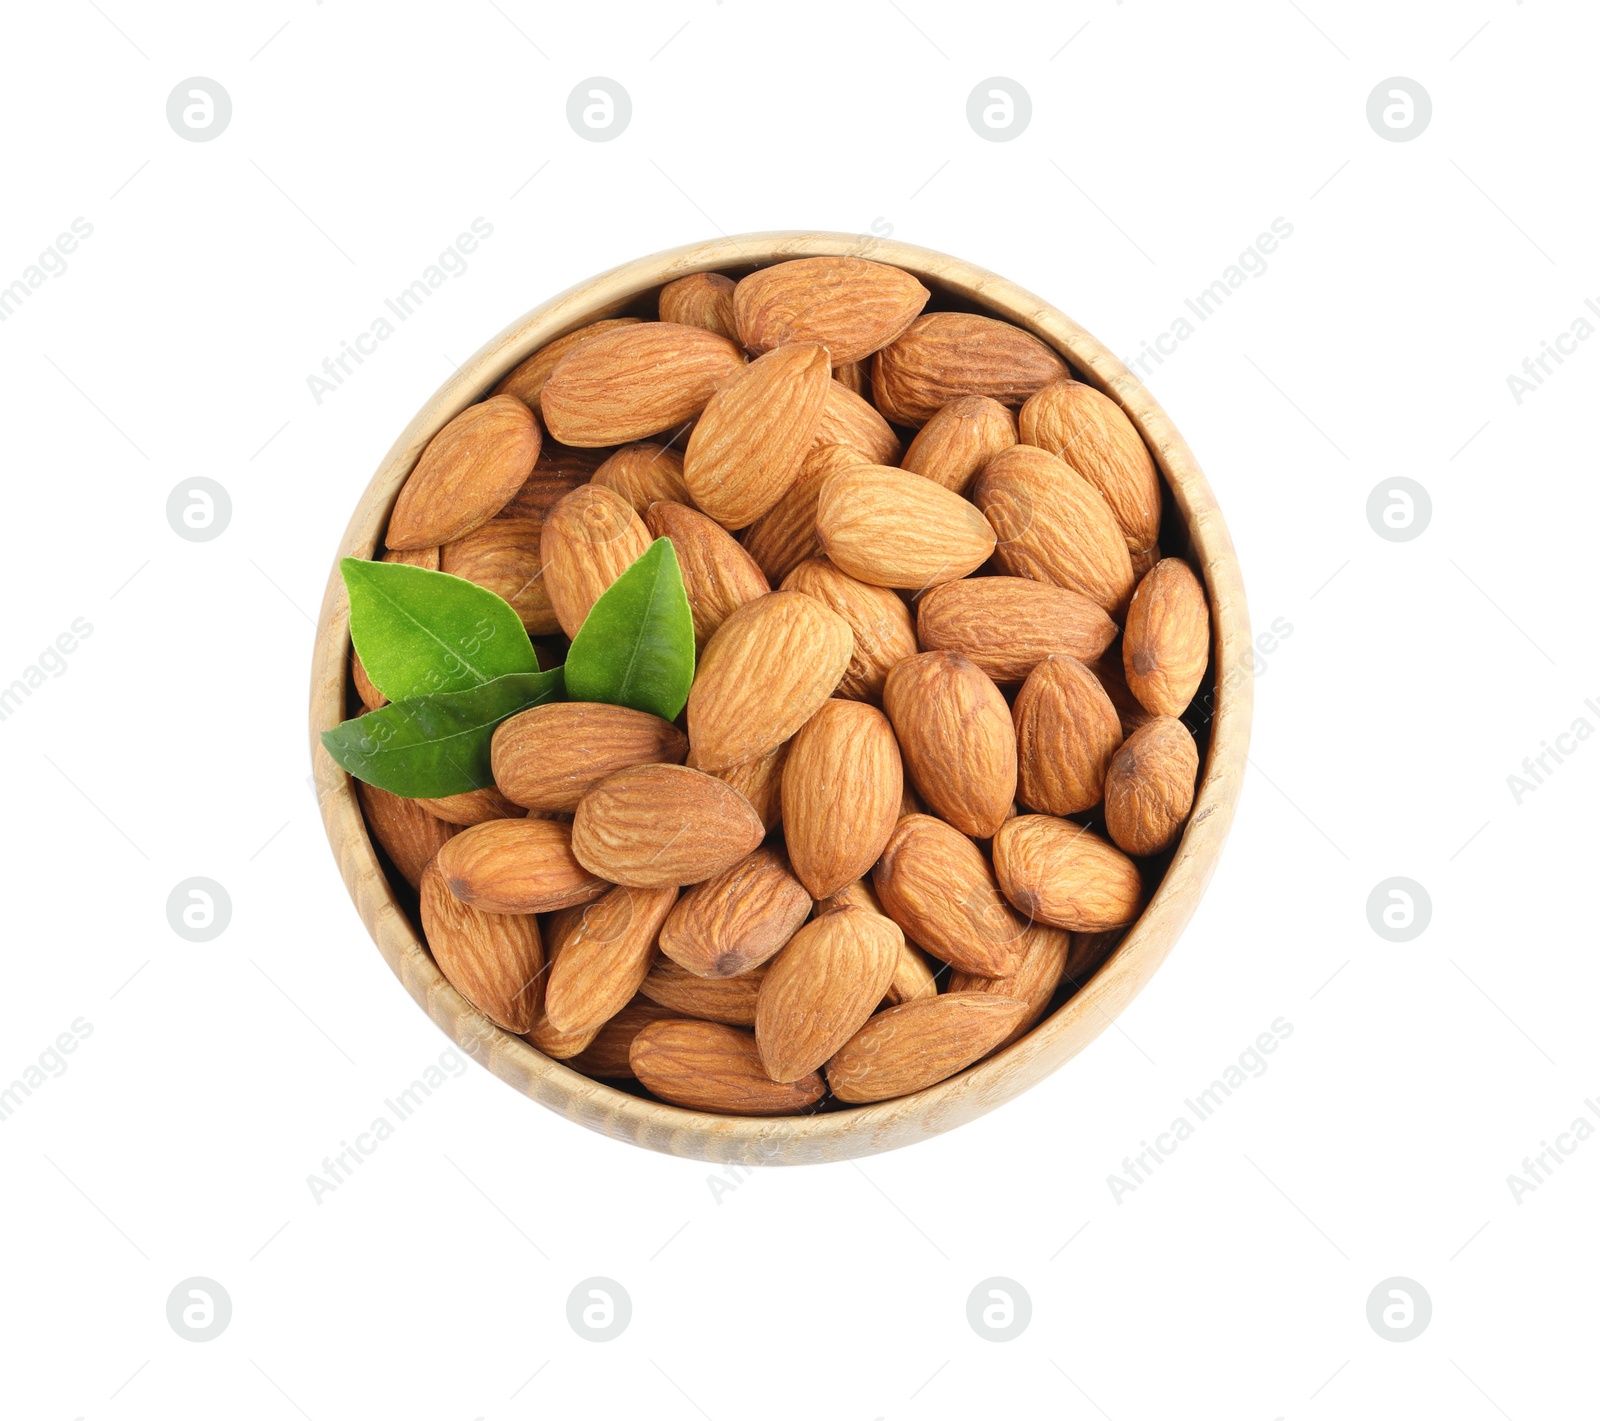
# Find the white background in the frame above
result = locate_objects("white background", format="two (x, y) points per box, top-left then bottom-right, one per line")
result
(2, 1), (1596, 1417)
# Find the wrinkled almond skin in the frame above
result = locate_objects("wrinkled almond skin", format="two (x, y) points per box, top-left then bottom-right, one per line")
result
(915, 576), (1118, 684)
(543, 884), (678, 1035)
(901, 395), (1017, 494)
(435, 818), (609, 915)
(813, 380), (902, 466)
(1012, 656), (1124, 815)
(872, 312), (1069, 425)
(833, 359), (867, 396)
(973, 445), (1136, 616)
(638, 958), (768, 1025)
(440, 518), (554, 633)
(739, 447), (861, 583)
(525, 1010), (601, 1061)
(683, 343), (832, 529)
(591, 441), (690, 514)
(352, 547), (440, 709)
(781, 558), (919, 704)
(657, 272), (739, 341)
(872, 815), (1026, 978)
(734, 256), (930, 365)
(541, 321), (747, 446)
(756, 906), (903, 1081)
(498, 450), (602, 524)
(645, 500), (770, 648)
(567, 998), (680, 1078)
(689, 741), (789, 832)
(420, 860), (545, 1032)
(992, 816), (1144, 931)
(1104, 716), (1199, 856)
(816, 465), (996, 589)
(539, 484), (652, 637)
(815, 879), (941, 1004)
(1019, 379), (1162, 552)
(356, 781), (456, 890)
(1090, 654), (1156, 739)
(1123, 558), (1210, 717)
(630, 1019), (825, 1116)
(494, 317), (643, 412)
(825, 994), (1029, 1104)
(417, 785), (527, 826)
(570, 763), (766, 888)
(686, 591), (855, 772)
(657, 847), (812, 979)
(387, 394), (542, 549)
(883, 652), (1016, 839)
(493, 701), (688, 813)
(949, 921), (1075, 1049)
(781, 700), (903, 898)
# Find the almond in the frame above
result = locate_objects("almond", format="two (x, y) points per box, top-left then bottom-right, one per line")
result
(813, 380), (902, 466)
(882, 652), (1016, 839)
(685, 591), (854, 772)
(492, 701), (687, 813)
(825, 994), (1029, 1103)
(1131, 543), (1161, 580)
(543, 884), (677, 1034)
(733, 256), (929, 364)
(526, 1010), (601, 1060)
(832, 358), (868, 397)
(690, 741), (789, 832)
(1018, 379), (1161, 553)
(387, 394), (542, 550)
(949, 921), (1074, 1048)
(1123, 558), (1210, 717)
(538, 484), (652, 637)
(657, 272), (738, 341)
(419, 860), (545, 1032)
(991, 816), (1144, 931)
(355, 781), (457, 890)
(973, 445), (1136, 616)
(570, 763), (766, 888)
(645, 500), (770, 647)
(1012, 655), (1123, 815)
(1103, 715), (1198, 856)
(813, 878), (940, 1004)
(780, 558), (918, 704)
(815, 465), (996, 589)
(440, 518), (555, 633)
(781, 699), (903, 898)
(567, 997), (680, 1078)
(498, 452), (600, 524)
(591, 441), (690, 514)
(756, 906), (903, 1081)
(417, 785), (528, 826)
(683, 343), (832, 528)
(541, 321), (747, 446)
(901, 395), (1017, 494)
(638, 958), (768, 1025)
(915, 576), (1118, 684)
(630, 1019), (825, 1115)
(352, 547), (440, 709)
(436, 817), (609, 914)
(872, 814), (1026, 977)
(1090, 653), (1156, 739)
(739, 447), (859, 583)
(657, 847), (812, 978)
(494, 317), (643, 412)
(872, 312), (1069, 425)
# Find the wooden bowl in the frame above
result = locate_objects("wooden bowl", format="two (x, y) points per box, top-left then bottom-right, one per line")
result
(309, 232), (1252, 1165)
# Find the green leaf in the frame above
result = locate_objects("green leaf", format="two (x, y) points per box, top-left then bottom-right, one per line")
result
(563, 538), (696, 721)
(321, 669), (564, 798)
(342, 557), (539, 703)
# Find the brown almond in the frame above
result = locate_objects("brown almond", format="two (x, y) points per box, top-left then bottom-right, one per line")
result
(872, 815), (1026, 978)
(780, 558), (918, 704)
(1123, 558), (1210, 717)
(435, 817), (609, 914)
(657, 272), (739, 341)
(541, 321), (746, 446)
(1090, 653), (1156, 739)
(352, 547), (440, 709)
(657, 847), (812, 978)
(638, 958), (768, 1025)
(1103, 716), (1199, 856)
(416, 785), (527, 826)
(901, 395), (1017, 494)
(543, 885), (678, 1035)
(683, 343), (832, 528)
(567, 998), (680, 1078)
(387, 394), (541, 550)
(813, 380), (902, 466)
(631, 1019), (825, 1115)
(738, 446), (859, 583)
(915, 576), (1118, 684)
(949, 921), (1074, 1048)
(686, 591), (854, 772)
(872, 312), (1069, 425)
(1012, 656), (1124, 815)
(355, 781), (457, 890)
(733, 256), (929, 364)
(826, 994), (1028, 1103)
(816, 465), (996, 589)
(992, 816), (1144, 931)
(973, 444), (1136, 616)
(882, 652), (1016, 839)
(525, 1011), (601, 1060)
(440, 518), (555, 633)
(492, 701), (687, 813)
(590, 441), (690, 514)
(570, 763), (766, 888)
(497, 450), (601, 523)
(494, 317), (643, 412)
(832, 358), (868, 397)
(690, 740), (789, 832)
(645, 500), (770, 647)
(539, 484), (652, 637)
(419, 860), (545, 1032)
(813, 878), (940, 1004)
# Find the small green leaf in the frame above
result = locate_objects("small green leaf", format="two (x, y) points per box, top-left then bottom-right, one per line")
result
(563, 538), (696, 721)
(342, 557), (539, 702)
(321, 669), (564, 798)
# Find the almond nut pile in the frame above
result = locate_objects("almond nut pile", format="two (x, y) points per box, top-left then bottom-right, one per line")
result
(353, 255), (1212, 1117)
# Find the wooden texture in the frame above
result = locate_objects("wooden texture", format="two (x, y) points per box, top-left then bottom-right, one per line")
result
(309, 232), (1253, 1166)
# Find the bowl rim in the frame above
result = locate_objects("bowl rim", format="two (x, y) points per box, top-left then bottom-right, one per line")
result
(309, 231), (1253, 1165)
